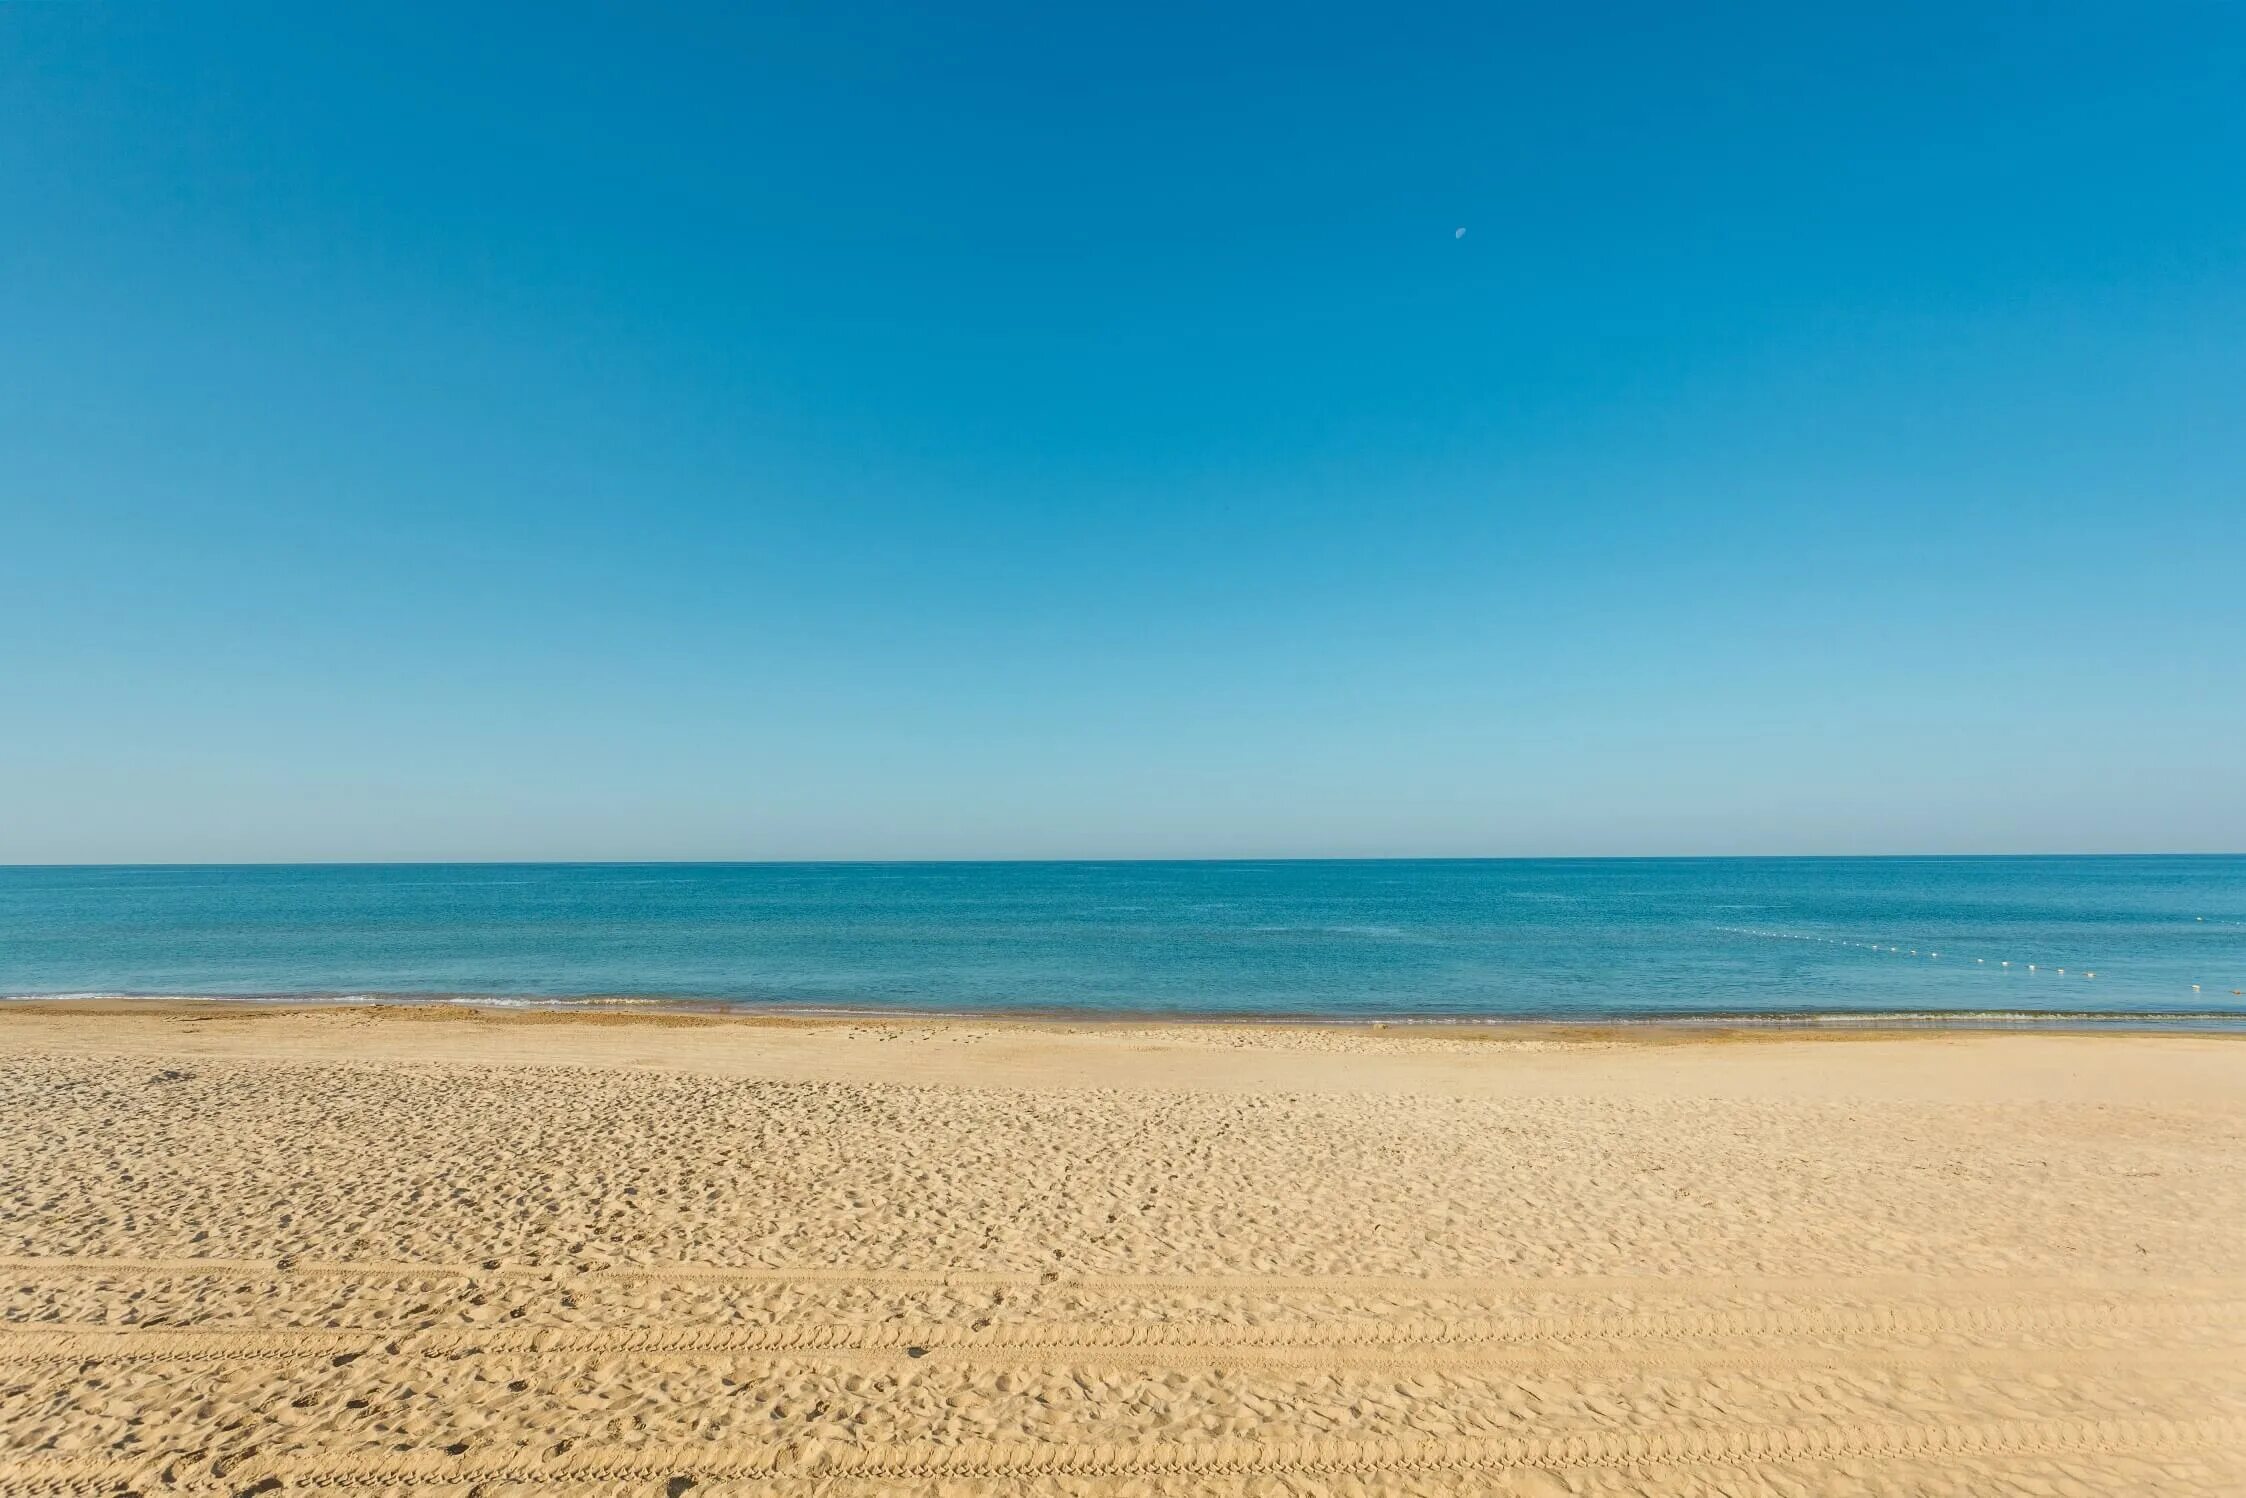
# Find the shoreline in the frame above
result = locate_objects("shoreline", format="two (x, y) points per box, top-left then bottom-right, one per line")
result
(6, 989), (2246, 1034)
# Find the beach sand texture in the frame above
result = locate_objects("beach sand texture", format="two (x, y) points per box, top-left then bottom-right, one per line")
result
(1, 1005), (2240, 1495)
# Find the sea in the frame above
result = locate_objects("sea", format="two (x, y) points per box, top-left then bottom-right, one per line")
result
(1, 857), (2241, 1024)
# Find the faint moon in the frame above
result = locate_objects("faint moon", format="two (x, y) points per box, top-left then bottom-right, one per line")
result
(1454, 227), (1466, 239)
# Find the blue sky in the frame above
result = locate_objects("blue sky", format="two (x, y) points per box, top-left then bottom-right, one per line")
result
(3, 2), (2242, 860)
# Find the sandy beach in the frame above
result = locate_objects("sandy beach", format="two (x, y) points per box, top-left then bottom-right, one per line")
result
(1, 1004), (2240, 1495)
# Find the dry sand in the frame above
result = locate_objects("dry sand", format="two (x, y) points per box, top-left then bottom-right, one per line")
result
(0, 1003), (2240, 1495)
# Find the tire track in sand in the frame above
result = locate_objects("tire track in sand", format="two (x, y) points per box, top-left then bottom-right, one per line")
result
(6, 1253), (2245, 1298)
(3, 1414), (2241, 1494)
(3, 1297), (2239, 1365)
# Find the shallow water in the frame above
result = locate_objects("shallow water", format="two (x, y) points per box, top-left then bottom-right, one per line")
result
(0, 857), (2241, 1019)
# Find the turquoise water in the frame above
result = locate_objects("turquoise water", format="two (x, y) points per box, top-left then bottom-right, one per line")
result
(0, 858), (2241, 1020)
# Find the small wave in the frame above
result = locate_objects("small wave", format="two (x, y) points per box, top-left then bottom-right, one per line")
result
(2, 991), (232, 1003)
(1245, 924), (1412, 938)
(0, 991), (392, 1006)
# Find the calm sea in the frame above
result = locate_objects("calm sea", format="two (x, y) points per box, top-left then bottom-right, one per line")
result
(0, 858), (2241, 1021)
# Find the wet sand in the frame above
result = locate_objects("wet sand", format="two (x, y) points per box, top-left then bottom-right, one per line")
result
(1, 1003), (2241, 1495)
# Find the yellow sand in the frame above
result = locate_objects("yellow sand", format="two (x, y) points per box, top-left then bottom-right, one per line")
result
(1, 1004), (2240, 1496)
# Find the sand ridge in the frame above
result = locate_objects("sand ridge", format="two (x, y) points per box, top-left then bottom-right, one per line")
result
(0, 1006), (2240, 1495)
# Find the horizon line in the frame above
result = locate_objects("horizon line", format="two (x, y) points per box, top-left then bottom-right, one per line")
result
(4, 852), (2242, 870)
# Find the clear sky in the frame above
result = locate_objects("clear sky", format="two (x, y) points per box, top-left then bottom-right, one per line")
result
(3, 3), (2242, 861)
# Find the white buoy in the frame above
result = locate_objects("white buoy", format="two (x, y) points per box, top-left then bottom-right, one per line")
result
(2085, 972), (2094, 979)
(2001, 961), (2009, 967)
(2057, 968), (2066, 975)
(2193, 984), (2201, 992)
(2029, 965), (2036, 971)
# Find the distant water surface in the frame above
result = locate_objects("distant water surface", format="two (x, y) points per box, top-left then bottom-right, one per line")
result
(1, 858), (2241, 1020)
